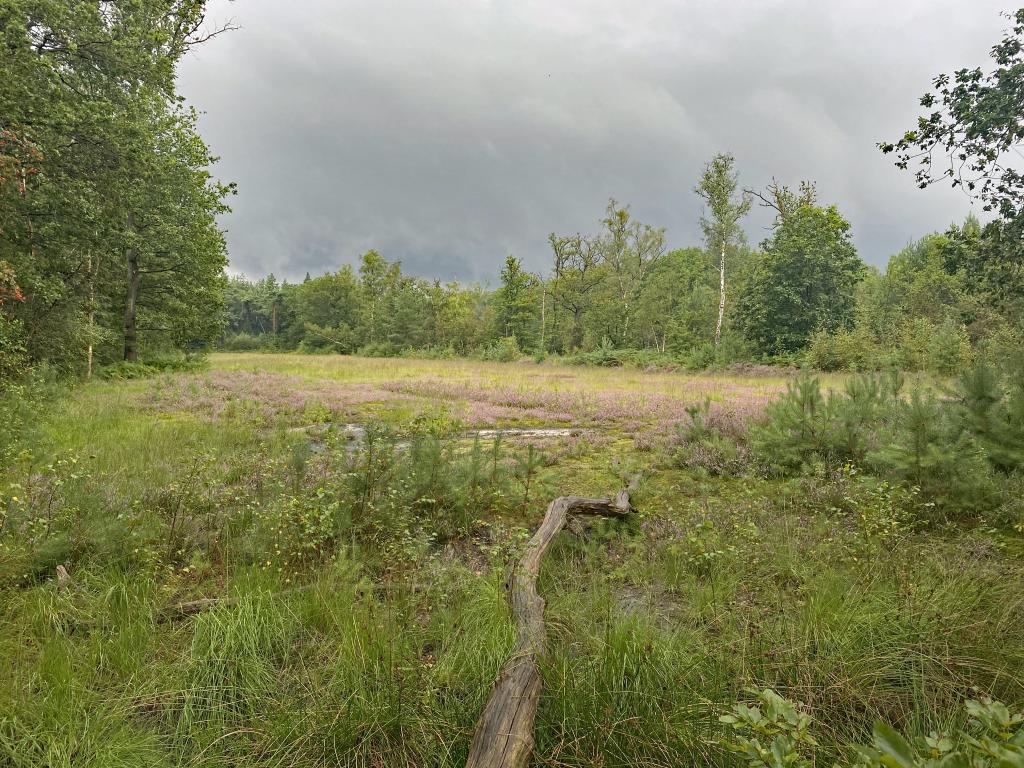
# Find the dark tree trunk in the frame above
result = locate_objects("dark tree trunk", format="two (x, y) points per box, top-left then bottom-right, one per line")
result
(571, 306), (583, 351)
(123, 213), (140, 362)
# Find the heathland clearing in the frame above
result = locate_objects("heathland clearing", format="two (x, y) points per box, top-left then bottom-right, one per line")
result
(1, 355), (1021, 767)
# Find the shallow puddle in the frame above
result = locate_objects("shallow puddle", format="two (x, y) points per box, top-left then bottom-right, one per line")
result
(293, 423), (581, 453)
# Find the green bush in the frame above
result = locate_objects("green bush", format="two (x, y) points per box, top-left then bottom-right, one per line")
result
(751, 370), (1012, 518)
(805, 326), (882, 371)
(673, 400), (748, 475)
(753, 374), (901, 473)
(0, 374), (48, 465)
(805, 329), (844, 371)
(398, 345), (458, 360)
(894, 317), (968, 372)
(955, 359), (1024, 473)
(260, 425), (520, 558)
(357, 340), (400, 358)
(566, 342), (683, 370)
(720, 688), (1024, 768)
(219, 331), (266, 351)
(0, 314), (27, 384)
(927, 318), (973, 374)
(479, 335), (522, 363)
(680, 342), (717, 370)
(868, 390), (996, 517)
(99, 354), (204, 380)
(100, 362), (161, 379)
(302, 321), (356, 353)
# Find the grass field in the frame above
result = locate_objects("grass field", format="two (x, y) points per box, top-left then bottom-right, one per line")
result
(1, 354), (1021, 767)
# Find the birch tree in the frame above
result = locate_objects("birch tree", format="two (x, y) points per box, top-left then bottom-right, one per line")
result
(598, 200), (665, 347)
(696, 154), (751, 347)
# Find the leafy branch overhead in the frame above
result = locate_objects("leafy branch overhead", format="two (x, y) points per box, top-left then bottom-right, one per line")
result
(880, 9), (1024, 220)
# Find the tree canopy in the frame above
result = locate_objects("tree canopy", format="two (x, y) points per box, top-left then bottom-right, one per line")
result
(0, 0), (232, 374)
(737, 203), (865, 354)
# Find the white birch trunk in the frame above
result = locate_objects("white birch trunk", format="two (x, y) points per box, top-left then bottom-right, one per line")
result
(714, 242), (726, 347)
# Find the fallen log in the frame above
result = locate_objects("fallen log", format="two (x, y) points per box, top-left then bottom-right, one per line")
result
(465, 488), (636, 768)
(157, 580), (422, 623)
(155, 584), (315, 622)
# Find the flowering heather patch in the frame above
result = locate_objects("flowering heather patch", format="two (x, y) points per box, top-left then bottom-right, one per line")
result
(138, 370), (419, 421)
(381, 376), (778, 433)
(461, 401), (578, 426)
(138, 357), (784, 444)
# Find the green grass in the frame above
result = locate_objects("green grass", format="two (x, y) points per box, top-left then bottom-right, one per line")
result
(0, 354), (1020, 767)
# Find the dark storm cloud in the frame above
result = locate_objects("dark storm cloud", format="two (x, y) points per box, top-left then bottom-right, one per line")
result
(178, 0), (1010, 283)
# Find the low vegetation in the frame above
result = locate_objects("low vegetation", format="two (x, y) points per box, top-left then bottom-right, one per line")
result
(1, 354), (1021, 766)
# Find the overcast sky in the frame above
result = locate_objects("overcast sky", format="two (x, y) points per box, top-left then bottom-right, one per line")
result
(178, 0), (1010, 284)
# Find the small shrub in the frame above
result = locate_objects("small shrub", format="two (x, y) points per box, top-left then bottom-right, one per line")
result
(955, 359), (1024, 473)
(672, 400), (749, 475)
(805, 326), (881, 371)
(398, 345), (457, 360)
(0, 373), (49, 464)
(720, 688), (818, 768)
(897, 317), (935, 371)
(752, 375), (838, 473)
(479, 335), (522, 363)
(258, 488), (346, 575)
(406, 409), (464, 438)
(0, 314), (27, 383)
(805, 328), (845, 372)
(671, 518), (737, 577)
(927, 318), (973, 374)
(302, 321), (356, 353)
(753, 373), (902, 473)
(751, 371), (1011, 519)
(569, 337), (622, 367)
(99, 354), (204, 380)
(357, 340), (400, 358)
(309, 424), (518, 552)
(810, 464), (919, 546)
(680, 342), (717, 370)
(566, 342), (680, 369)
(868, 390), (996, 518)
(219, 331), (265, 351)
(99, 361), (160, 380)
(720, 689), (1024, 768)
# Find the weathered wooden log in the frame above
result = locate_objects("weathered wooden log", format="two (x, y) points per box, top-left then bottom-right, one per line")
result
(465, 488), (636, 768)
(156, 580), (420, 623)
(156, 592), (270, 622)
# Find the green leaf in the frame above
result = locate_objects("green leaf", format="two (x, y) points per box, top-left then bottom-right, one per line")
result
(873, 722), (918, 768)
(994, 751), (1024, 768)
(935, 752), (969, 768)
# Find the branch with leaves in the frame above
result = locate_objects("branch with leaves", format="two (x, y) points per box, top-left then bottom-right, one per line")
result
(880, 9), (1024, 220)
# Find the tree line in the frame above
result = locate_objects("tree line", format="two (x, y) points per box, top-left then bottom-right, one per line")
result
(3, 3), (1023, 379)
(224, 173), (1020, 371)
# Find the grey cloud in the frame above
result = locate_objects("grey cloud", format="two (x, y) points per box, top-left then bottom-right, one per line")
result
(179, 0), (1009, 283)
